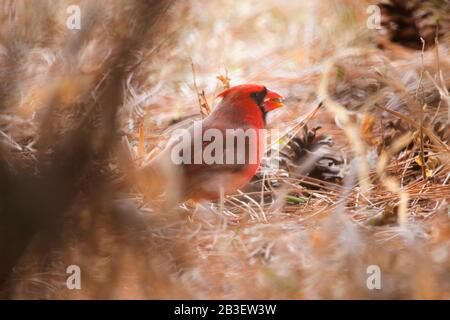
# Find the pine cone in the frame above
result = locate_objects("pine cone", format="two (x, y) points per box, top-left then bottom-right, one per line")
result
(281, 125), (345, 182)
(378, 0), (450, 50)
(241, 126), (344, 203)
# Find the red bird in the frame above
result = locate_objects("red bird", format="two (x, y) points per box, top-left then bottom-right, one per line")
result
(131, 84), (284, 203)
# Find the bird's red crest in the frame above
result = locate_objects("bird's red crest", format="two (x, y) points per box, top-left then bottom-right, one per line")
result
(216, 84), (266, 99)
(216, 84), (284, 113)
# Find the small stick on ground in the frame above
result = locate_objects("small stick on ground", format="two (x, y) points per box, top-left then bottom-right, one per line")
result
(191, 61), (211, 117)
(417, 38), (427, 180)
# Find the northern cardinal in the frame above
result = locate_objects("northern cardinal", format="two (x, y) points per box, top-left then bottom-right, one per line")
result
(123, 84), (284, 203)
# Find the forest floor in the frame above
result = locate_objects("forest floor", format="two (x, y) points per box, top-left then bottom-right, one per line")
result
(0, 0), (449, 299)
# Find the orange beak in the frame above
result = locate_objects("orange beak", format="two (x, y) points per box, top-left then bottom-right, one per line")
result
(263, 89), (284, 111)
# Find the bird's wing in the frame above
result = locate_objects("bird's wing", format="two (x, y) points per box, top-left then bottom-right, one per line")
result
(138, 115), (264, 201)
(182, 118), (262, 173)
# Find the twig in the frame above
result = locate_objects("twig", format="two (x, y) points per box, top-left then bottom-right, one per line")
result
(191, 61), (211, 117)
(376, 104), (450, 152)
(417, 38), (427, 180)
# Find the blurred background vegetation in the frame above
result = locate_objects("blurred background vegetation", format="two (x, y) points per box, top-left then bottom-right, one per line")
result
(0, 0), (449, 299)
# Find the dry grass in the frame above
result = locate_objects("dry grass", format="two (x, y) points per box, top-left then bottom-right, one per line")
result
(0, 0), (449, 299)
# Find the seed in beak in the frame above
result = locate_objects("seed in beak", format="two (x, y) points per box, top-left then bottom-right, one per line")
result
(265, 97), (284, 109)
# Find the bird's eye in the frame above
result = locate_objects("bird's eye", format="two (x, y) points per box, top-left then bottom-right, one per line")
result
(250, 87), (267, 106)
